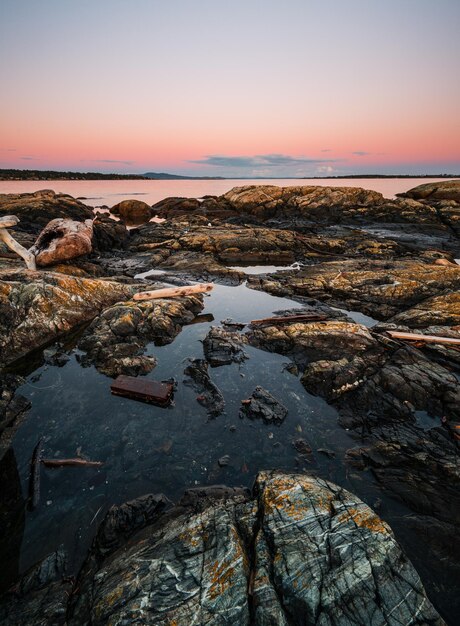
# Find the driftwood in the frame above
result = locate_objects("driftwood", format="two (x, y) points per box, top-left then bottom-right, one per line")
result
(251, 313), (327, 326)
(0, 215), (36, 270)
(133, 283), (213, 301)
(111, 375), (174, 406)
(42, 458), (104, 468)
(387, 331), (460, 346)
(28, 438), (44, 510)
(137, 239), (176, 250)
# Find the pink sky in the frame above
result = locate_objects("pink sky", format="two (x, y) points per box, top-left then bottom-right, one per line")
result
(1, 0), (459, 176)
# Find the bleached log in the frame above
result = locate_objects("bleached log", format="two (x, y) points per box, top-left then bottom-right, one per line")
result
(387, 331), (460, 346)
(0, 215), (36, 270)
(133, 283), (213, 301)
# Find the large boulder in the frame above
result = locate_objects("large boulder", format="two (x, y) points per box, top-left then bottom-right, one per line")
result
(110, 199), (152, 225)
(63, 472), (443, 625)
(0, 269), (134, 366)
(399, 179), (460, 203)
(30, 218), (93, 267)
(0, 190), (93, 238)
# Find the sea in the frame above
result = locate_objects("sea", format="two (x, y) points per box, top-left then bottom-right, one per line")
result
(0, 177), (450, 207)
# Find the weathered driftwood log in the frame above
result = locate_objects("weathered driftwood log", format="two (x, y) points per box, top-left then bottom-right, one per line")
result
(0, 215), (36, 270)
(133, 283), (213, 301)
(28, 438), (44, 510)
(387, 331), (460, 346)
(30, 218), (93, 266)
(42, 458), (104, 468)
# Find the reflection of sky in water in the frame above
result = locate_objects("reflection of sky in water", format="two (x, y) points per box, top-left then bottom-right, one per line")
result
(5, 283), (421, 587)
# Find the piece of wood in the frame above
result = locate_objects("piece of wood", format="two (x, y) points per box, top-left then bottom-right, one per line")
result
(42, 458), (103, 468)
(133, 283), (213, 301)
(251, 313), (327, 326)
(0, 227), (37, 270)
(387, 331), (460, 346)
(111, 375), (174, 406)
(0, 215), (19, 228)
(137, 239), (176, 250)
(28, 438), (43, 511)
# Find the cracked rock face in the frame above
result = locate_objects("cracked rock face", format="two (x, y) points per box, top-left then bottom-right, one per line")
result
(11, 471), (438, 625)
(0, 269), (134, 367)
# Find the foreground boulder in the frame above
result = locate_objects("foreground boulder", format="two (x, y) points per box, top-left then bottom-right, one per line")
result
(0, 472), (443, 624)
(30, 218), (93, 266)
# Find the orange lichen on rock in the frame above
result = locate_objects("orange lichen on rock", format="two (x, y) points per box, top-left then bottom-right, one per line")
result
(338, 507), (389, 535)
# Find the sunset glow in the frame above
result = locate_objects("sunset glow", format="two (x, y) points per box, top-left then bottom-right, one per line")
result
(1, 0), (459, 176)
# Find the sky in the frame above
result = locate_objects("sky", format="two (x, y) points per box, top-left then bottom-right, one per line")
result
(1, 0), (459, 177)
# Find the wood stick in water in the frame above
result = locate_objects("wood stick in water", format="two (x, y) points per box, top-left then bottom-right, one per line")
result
(42, 458), (104, 468)
(133, 283), (213, 301)
(28, 438), (44, 511)
(251, 313), (327, 326)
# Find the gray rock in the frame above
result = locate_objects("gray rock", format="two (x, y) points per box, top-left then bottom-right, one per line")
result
(203, 325), (248, 366)
(240, 386), (288, 424)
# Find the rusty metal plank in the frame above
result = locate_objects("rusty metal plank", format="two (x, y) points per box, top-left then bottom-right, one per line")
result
(110, 375), (174, 406)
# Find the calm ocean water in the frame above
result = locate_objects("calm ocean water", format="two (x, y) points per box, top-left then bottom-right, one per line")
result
(0, 177), (449, 207)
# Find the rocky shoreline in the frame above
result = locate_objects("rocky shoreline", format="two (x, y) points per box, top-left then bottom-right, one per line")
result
(0, 180), (459, 624)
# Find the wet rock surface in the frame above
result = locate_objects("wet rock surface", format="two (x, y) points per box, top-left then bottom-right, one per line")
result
(0, 472), (444, 625)
(78, 293), (204, 377)
(247, 258), (460, 319)
(0, 269), (134, 366)
(184, 358), (225, 417)
(203, 325), (249, 366)
(240, 386), (288, 424)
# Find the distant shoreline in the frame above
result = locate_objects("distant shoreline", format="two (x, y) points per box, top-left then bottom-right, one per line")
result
(0, 169), (459, 182)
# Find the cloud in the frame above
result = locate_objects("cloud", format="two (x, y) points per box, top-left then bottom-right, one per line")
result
(82, 159), (136, 165)
(321, 149), (332, 153)
(0, 148), (16, 152)
(189, 154), (338, 168)
(20, 156), (39, 160)
(352, 151), (371, 156)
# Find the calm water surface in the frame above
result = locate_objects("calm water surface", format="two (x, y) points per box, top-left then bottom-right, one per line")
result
(0, 177), (450, 206)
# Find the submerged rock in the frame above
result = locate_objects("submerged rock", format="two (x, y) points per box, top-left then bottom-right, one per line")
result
(183, 358), (225, 417)
(203, 325), (249, 366)
(30, 218), (93, 267)
(240, 386), (288, 424)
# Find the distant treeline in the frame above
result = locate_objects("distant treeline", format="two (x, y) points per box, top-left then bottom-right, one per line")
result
(0, 169), (148, 181)
(306, 174), (460, 179)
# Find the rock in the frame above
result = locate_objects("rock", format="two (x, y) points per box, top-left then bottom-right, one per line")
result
(292, 437), (312, 455)
(388, 291), (460, 328)
(110, 199), (152, 225)
(30, 218), (93, 266)
(203, 326), (248, 366)
(0, 448), (25, 592)
(0, 190), (93, 237)
(0, 549), (71, 626)
(0, 375), (30, 452)
(183, 358), (225, 417)
(78, 294), (204, 377)
(248, 258), (460, 320)
(61, 472), (445, 625)
(399, 179), (460, 203)
(92, 214), (128, 252)
(218, 455), (230, 467)
(0, 269), (134, 366)
(240, 386), (288, 424)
